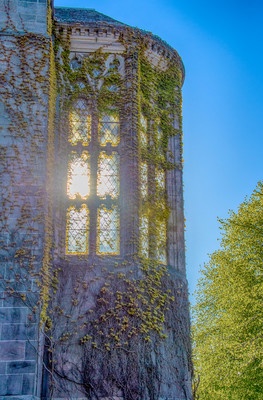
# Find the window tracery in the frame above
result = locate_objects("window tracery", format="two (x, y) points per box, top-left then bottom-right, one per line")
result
(66, 99), (120, 256)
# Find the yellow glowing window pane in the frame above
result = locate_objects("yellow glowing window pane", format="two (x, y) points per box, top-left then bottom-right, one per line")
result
(140, 114), (147, 147)
(97, 152), (119, 199)
(69, 99), (91, 145)
(140, 215), (149, 257)
(99, 114), (120, 146)
(140, 162), (148, 199)
(156, 168), (165, 191)
(66, 205), (89, 254)
(157, 221), (167, 264)
(67, 152), (90, 199)
(97, 207), (119, 254)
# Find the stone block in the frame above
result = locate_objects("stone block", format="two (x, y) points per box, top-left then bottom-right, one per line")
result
(0, 374), (23, 395)
(25, 341), (37, 360)
(3, 293), (27, 307)
(20, 14), (36, 23)
(22, 373), (35, 395)
(7, 361), (36, 375)
(0, 341), (25, 361)
(24, 22), (47, 35)
(36, 16), (46, 24)
(18, 2), (38, 11)
(1, 323), (37, 340)
(0, 308), (28, 324)
(0, 362), (6, 374)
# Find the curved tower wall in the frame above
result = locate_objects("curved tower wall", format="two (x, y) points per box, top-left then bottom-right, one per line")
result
(47, 9), (192, 400)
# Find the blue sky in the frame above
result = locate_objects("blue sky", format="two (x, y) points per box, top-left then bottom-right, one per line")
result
(54, 0), (263, 302)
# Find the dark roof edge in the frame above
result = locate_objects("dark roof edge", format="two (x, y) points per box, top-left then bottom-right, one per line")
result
(54, 7), (185, 83)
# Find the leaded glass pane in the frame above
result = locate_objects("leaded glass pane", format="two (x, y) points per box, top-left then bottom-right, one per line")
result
(69, 99), (91, 145)
(157, 221), (167, 264)
(67, 152), (90, 199)
(156, 168), (165, 191)
(156, 121), (162, 142)
(99, 114), (120, 146)
(140, 215), (149, 257)
(66, 205), (89, 254)
(140, 114), (147, 147)
(97, 152), (119, 199)
(156, 122), (165, 153)
(140, 162), (148, 199)
(97, 207), (119, 254)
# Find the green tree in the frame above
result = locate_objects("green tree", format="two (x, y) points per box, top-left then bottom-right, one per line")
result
(193, 181), (263, 399)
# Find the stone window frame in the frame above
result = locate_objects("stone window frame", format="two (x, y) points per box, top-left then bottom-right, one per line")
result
(65, 97), (121, 258)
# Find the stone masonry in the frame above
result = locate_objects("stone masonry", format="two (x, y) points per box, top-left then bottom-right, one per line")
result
(0, 0), (53, 398)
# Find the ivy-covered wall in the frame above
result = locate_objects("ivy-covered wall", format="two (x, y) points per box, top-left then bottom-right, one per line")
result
(0, 0), (55, 398)
(43, 19), (192, 399)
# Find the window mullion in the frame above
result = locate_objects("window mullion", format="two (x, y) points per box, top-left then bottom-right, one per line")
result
(88, 109), (99, 256)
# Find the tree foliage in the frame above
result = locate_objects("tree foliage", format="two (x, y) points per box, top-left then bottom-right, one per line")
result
(193, 181), (263, 399)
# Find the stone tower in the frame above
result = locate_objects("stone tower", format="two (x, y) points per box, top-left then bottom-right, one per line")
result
(0, 2), (192, 399)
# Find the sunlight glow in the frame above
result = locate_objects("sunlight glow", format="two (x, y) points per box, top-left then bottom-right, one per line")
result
(140, 162), (148, 199)
(67, 152), (90, 199)
(140, 215), (149, 257)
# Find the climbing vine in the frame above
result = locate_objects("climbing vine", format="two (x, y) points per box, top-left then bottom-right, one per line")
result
(43, 26), (191, 399)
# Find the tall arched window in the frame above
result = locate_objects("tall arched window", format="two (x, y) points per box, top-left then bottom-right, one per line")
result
(66, 99), (120, 256)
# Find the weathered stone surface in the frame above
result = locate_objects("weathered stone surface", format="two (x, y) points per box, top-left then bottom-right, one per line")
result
(25, 341), (37, 360)
(0, 341), (25, 361)
(0, 308), (28, 324)
(0, 362), (6, 374)
(1, 324), (37, 341)
(0, 0), (47, 34)
(0, 374), (23, 395)
(6, 361), (36, 375)
(22, 373), (35, 395)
